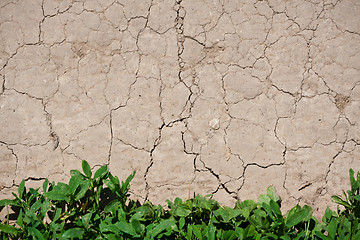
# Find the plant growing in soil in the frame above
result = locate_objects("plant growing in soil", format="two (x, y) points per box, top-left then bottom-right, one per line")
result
(0, 161), (359, 239)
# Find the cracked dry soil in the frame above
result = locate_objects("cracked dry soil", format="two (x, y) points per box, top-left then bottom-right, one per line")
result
(0, 0), (360, 219)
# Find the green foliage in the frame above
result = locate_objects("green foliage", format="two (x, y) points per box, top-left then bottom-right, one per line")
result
(0, 162), (359, 239)
(331, 169), (360, 219)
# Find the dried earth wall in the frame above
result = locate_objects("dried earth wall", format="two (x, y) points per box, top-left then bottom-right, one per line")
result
(0, 0), (360, 219)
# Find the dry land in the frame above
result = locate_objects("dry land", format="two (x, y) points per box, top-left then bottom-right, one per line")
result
(0, 0), (360, 219)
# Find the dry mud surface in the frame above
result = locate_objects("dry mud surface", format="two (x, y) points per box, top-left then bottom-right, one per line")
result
(0, 0), (360, 219)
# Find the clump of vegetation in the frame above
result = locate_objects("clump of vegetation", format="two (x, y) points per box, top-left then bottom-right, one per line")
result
(0, 160), (359, 239)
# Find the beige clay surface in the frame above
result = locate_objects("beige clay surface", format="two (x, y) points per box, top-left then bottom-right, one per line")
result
(0, 0), (360, 219)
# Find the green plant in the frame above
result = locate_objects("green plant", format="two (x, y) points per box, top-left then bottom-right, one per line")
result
(0, 160), (138, 239)
(331, 169), (360, 219)
(1, 162), (360, 239)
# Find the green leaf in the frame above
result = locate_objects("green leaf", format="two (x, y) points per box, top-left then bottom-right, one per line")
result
(28, 227), (45, 240)
(30, 199), (43, 212)
(62, 228), (85, 239)
(322, 207), (334, 223)
(116, 221), (139, 237)
(106, 173), (120, 192)
(109, 172), (120, 186)
(27, 227), (45, 240)
(331, 195), (352, 209)
(267, 185), (281, 203)
(130, 207), (148, 221)
(229, 208), (242, 220)
(101, 234), (117, 240)
(24, 208), (40, 225)
(285, 206), (311, 228)
(187, 224), (193, 239)
(120, 170), (136, 195)
(70, 169), (85, 178)
(179, 217), (185, 230)
(262, 202), (276, 221)
(68, 174), (81, 195)
(257, 194), (271, 205)
(222, 230), (237, 240)
(266, 232), (279, 239)
(237, 225), (257, 238)
(269, 199), (282, 217)
(327, 218), (338, 239)
(104, 200), (122, 214)
(0, 199), (20, 207)
(82, 212), (93, 229)
(174, 206), (192, 217)
(349, 169), (359, 192)
(17, 209), (24, 228)
(104, 179), (116, 192)
(192, 224), (203, 240)
(253, 208), (267, 218)
(174, 197), (182, 206)
(0, 224), (21, 234)
(354, 230), (360, 240)
(43, 178), (49, 192)
(74, 179), (91, 201)
(52, 207), (63, 222)
(117, 208), (126, 221)
(131, 219), (145, 235)
(314, 231), (332, 240)
(29, 187), (40, 197)
(100, 222), (119, 234)
(82, 160), (92, 178)
(239, 200), (256, 220)
(94, 165), (108, 179)
(206, 224), (216, 240)
(280, 234), (291, 240)
(18, 180), (25, 199)
(44, 190), (69, 202)
(149, 219), (176, 238)
(214, 207), (241, 223)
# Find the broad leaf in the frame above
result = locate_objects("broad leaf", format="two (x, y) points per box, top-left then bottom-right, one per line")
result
(94, 165), (108, 179)
(82, 160), (92, 178)
(44, 190), (69, 202)
(131, 219), (145, 235)
(82, 212), (93, 229)
(267, 185), (281, 203)
(74, 179), (91, 201)
(100, 222), (119, 234)
(149, 219), (176, 238)
(68, 174), (82, 195)
(174, 206), (191, 217)
(285, 206), (311, 228)
(269, 199), (282, 217)
(179, 217), (185, 230)
(116, 221), (139, 237)
(61, 228), (85, 238)
(327, 218), (338, 239)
